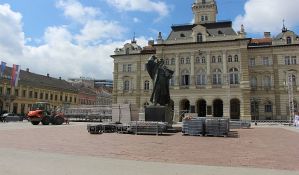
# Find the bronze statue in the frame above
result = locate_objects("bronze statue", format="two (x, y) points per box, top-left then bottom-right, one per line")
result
(146, 55), (174, 106)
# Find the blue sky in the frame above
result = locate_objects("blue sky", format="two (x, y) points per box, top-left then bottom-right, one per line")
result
(0, 0), (298, 79)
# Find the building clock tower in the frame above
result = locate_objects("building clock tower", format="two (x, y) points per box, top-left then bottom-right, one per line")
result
(192, 0), (218, 24)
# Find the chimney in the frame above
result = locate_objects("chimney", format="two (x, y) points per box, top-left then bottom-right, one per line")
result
(26, 68), (29, 72)
(47, 73), (49, 77)
(264, 32), (271, 38)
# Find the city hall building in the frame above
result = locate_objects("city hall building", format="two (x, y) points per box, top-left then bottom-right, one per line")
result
(111, 0), (299, 121)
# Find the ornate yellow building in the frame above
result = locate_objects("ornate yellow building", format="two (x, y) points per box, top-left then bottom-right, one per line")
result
(0, 67), (78, 115)
(112, 0), (299, 121)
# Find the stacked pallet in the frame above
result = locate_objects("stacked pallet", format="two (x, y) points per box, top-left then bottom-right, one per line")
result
(182, 117), (205, 136)
(129, 121), (167, 135)
(205, 118), (229, 137)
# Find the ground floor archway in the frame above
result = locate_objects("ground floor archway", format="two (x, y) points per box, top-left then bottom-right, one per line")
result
(197, 99), (206, 117)
(213, 99), (223, 117)
(230, 98), (240, 120)
(179, 99), (190, 121)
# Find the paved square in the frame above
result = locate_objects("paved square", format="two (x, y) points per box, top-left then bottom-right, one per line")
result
(0, 122), (298, 174)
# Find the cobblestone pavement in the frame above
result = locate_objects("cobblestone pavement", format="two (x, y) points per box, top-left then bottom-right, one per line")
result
(0, 122), (298, 173)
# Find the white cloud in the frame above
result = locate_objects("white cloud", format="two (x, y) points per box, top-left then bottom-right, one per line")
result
(56, 0), (99, 24)
(133, 17), (140, 23)
(105, 0), (169, 18)
(234, 0), (299, 36)
(0, 3), (148, 80)
(76, 20), (126, 45)
(0, 4), (24, 56)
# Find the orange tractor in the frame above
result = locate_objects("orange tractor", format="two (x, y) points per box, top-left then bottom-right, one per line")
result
(27, 102), (65, 125)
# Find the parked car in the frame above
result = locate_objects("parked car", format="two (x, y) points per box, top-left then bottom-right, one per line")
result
(0, 113), (23, 122)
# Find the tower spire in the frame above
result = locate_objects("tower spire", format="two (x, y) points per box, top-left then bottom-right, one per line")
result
(131, 32), (136, 44)
(282, 19), (287, 32)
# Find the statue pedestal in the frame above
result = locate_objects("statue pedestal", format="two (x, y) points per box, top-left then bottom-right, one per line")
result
(145, 105), (172, 123)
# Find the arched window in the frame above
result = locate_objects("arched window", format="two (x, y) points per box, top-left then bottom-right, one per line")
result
(287, 36), (292, 44)
(212, 56), (216, 63)
(229, 68), (239, 84)
(144, 80), (150, 90)
(212, 69), (222, 85)
(181, 70), (190, 86)
(218, 56), (222, 63)
(171, 58), (175, 65)
(195, 57), (200, 63)
(264, 101), (272, 113)
(180, 58), (185, 64)
(201, 56), (206, 64)
(234, 55), (239, 62)
(196, 70), (206, 85)
(165, 59), (169, 65)
(186, 57), (190, 64)
(123, 80), (130, 91)
(197, 33), (203, 42)
(228, 55), (232, 62)
(250, 76), (257, 88)
(263, 76), (271, 89)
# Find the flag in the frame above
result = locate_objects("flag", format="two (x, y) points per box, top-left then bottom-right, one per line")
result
(0, 61), (6, 78)
(11, 64), (21, 87)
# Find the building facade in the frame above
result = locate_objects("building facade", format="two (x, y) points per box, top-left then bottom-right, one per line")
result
(0, 68), (79, 115)
(112, 0), (299, 121)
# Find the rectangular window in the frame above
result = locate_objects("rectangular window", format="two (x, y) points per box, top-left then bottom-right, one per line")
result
(197, 75), (206, 85)
(127, 64), (132, 72)
(55, 95), (58, 101)
(29, 91), (33, 98)
(291, 56), (297, 65)
(263, 57), (269, 66)
(74, 97), (77, 103)
(65, 96), (68, 102)
(123, 64), (126, 72)
(22, 90), (26, 97)
(70, 97), (73, 103)
(15, 89), (19, 96)
(45, 93), (48, 100)
(0, 87), (2, 95)
(7, 88), (11, 95)
(249, 58), (255, 67)
(50, 94), (53, 100)
(40, 93), (43, 99)
(285, 56), (290, 65)
(60, 95), (63, 101)
(265, 104), (272, 113)
(34, 92), (38, 98)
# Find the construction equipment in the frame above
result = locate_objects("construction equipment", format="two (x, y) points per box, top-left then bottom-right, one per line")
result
(27, 102), (65, 125)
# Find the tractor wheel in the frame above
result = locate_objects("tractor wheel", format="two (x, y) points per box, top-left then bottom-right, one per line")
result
(54, 116), (64, 125)
(41, 117), (50, 125)
(31, 121), (40, 125)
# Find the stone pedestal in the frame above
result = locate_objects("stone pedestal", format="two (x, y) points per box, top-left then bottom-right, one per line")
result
(145, 105), (172, 123)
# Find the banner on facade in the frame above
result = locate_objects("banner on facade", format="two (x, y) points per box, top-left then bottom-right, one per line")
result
(11, 64), (21, 87)
(0, 61), (6, 78)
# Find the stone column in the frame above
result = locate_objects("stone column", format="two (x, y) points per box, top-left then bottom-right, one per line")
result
(206, 52), (211, 88)
(190, 52), (195, 88)
(175, 53), (180, 89)
(222, 50), (228, 85)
